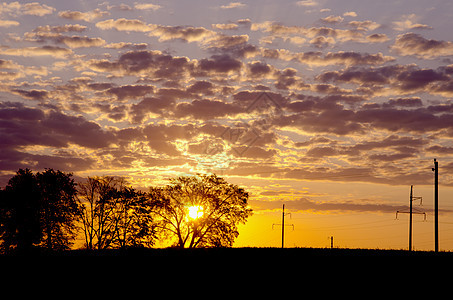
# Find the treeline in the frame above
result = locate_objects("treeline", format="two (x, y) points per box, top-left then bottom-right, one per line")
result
(0, 168), (252, 253)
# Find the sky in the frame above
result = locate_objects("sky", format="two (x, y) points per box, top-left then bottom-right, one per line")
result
(1, 0), (453, 250)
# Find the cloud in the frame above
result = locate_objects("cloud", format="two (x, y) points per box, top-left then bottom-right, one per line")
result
(220, 2), (246, 9)
(0, 102), (115, 149)
(32, 24), (87, 33)
(0, 20), (19, 27)
(252, 21), (381, 46)
(393, 14), (432, 31)
(174, 99), (242, 120)
(129, 97), (175, 123)
(88, 50), (194, 80)
(295, 0), (318, 7)
(10, 89), (48, 101)
(105, 84), (154, 101)
(343, 11), (357, 17)
(134, 3), (162, 11)
(149, 25), (215, 42)
(391, 33), (453, 59)
(252, 198), (405, 213)
(198, 54), (242, 74)
(1, 2), (55, 17)
(264, 49), (395, 66)
(25, 28), (106, 48)
(0, 45), (72, 58)
(347, 20), (380, 31)
(366, 33), (389, 43)
(57, 36), (106, 48)
(321, 15), (344, 24)
(212, 23), (239, 30)
(316, 64), (452, 96)
(59, 9), (109, 22)
(96, 18), (154, 32)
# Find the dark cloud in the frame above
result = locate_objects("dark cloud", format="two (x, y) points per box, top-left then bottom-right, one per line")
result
(262, 49), (395, 66)
(105, 84), (154, 101)
(251, 198), (406, 213)
(174, 99), (242, 120)
(89, 50), (194, 79)
(198, 54), (242, 74)
(149, 24), (214, 42)
(129, 97), (175, 123)
(316, 64), (453, 95)
(0, 103), (114, 150)
(391, 33), (453, 59)
(11, 89), (48, 100)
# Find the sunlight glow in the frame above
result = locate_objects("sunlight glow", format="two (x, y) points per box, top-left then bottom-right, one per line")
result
(188, 205), (204, 220)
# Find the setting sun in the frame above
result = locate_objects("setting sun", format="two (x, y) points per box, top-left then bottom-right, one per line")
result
(188, 206), (204, 220)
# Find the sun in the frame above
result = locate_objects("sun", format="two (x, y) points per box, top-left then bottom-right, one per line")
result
(188, 205), (204, 220)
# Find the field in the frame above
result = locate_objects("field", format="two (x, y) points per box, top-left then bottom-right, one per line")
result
(19, 247), (450, 257)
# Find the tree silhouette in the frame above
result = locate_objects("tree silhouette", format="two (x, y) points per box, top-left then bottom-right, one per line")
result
(78, 176), (156, 249)
(0, 169), (41, 252)
(36, 169), (80, 250)
(151, 174), (252, 248)
(111, 187), (156, 248)
(0, 168), (80, 252)
(78, 176), (119, 249)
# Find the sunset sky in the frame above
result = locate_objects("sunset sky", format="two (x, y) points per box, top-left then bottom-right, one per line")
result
(2, 0), (453, 250)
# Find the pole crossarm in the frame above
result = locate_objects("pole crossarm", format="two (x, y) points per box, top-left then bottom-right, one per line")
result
(272, 223), (295, 230)
(395, 185), (426, 251)
(396, 210), (427, 221)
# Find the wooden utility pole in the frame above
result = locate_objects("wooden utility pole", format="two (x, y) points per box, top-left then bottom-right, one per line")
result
(396, 185), (425, 251)
(281, 204), (285, 248)
(272, 204), (294, 248)
(433, 158), (439, 252)
(409, 185), (413, 251)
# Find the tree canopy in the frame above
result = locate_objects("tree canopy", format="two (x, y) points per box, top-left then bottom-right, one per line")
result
(151, 174), (253, 248)
(0, 168), (80, 252)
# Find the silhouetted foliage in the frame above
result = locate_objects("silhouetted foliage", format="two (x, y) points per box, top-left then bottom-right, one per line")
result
(0, 168), (80, 252)
(151, 174), (252, 248)
(77, 176), (156, 249)
(36, 169), (80, 250)
(0, 169), (41, 252)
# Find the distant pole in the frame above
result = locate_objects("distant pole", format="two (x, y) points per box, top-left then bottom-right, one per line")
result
(395, 186), (424, 251)
(272, 204), (294, 248)
(409, 185), (413, 251)
(330, 236), (334, 249)
(433, 159), (439, 252)
(281, 204), (285, 248)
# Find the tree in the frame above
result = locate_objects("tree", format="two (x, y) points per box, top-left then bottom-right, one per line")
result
(0, 168), (80, 252)
(151, 174), (252, 248)
(36, 169), (81, 250)
(78, 176), (118, 249)
(111, 187), (156, 248)
(78, 176), (156, 249)
(0, 169), (41, 252)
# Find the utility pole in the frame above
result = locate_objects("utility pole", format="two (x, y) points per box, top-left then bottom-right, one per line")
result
(272, 204), (294, 248)
(432, 158), (439, 252)
(396, 185), (425, 251)
(328, 236), (334, 249)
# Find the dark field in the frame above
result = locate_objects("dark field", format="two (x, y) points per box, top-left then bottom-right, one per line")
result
(8, 247), (451, 257)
